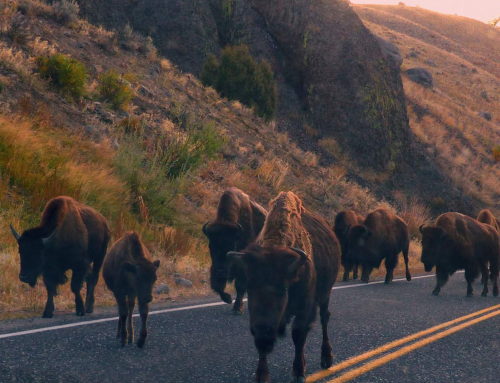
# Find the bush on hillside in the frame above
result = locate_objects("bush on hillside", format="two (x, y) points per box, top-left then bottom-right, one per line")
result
(493, 147), (500, 162)
(52, 0), (79, 27)
(200, 45), (277, 121)
(97, 70), (133, 110)
(37, 53), (87, 99)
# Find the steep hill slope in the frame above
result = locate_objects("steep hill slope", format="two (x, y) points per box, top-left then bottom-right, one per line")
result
(354, 4), (500, 215)
(0, 1), (428, 317)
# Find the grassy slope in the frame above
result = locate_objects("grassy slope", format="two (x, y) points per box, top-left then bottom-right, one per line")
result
(0, 1), (427, 318)
(354, 4), (500, 212)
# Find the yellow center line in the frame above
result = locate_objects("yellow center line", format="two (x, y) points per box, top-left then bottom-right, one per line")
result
(326, 308), (500, 383)
(307, 304), (500, 383)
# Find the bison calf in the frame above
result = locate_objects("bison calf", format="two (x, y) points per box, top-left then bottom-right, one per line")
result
(103, 232), (160, 348)
(420, 213), (500, 297)
(346, 208), (411, 283)
(203, 187), (267, 314)
(10, 196), (110, 318)
(334, 210), (364, 281)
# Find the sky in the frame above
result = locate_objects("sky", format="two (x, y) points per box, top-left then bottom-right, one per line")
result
(350, 0), (500, 23)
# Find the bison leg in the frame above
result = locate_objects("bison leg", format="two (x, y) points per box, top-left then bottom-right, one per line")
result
(352, 263), (359, 280)
(490, 260), (499, 297)
(342, 260), (352, 282)
(465, 269), (475, 297)
(85, 259), (103, 314)
(432, 269), (449, 296)
(137, 302), (150, 349)
(361, 265), (373, 283)
(480, 263), (489, 297)
(255, 352), (270, 383)
(116, 296), (128, 347)
(71, 267), (87, 316)
(127, 297), (136, 344)
(42, 278), (57, 318)
(232, 275), (246, 315)
(403, 244), (412, 282)
(319, 300), (333, 369)
(291, 318), (311, 382)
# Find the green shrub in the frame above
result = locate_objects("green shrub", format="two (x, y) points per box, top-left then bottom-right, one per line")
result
(37, 53), (87, 99)
(97, 70), (133, 110)
(115, 121), (224, 222)
(200, 45), (277, 121)
(52, 0), (79, 27)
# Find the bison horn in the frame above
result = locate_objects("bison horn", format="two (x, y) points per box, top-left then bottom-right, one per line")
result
(10, 224), (20, 241)
(202, 221), (209, 236)
(419, 224), (425, 235)
(287, 247), (308, 278)
(236, 223), (244, 232)
(227, 251), (245, 262)
(42, 230), (57, 247)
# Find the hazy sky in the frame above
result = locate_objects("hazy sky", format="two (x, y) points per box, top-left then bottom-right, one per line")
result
(350, 0), (500, 23)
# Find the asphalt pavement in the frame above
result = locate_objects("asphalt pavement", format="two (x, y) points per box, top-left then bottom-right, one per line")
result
(1, 272), (499, 383)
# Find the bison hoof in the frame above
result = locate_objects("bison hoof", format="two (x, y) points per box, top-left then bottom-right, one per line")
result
(321, 355), (334, 369)
(431, 290), (439, 296)
(291, 377), (306, 383)
(76, 311), (85, 317)
(466, 293), (474, 298)
(342, 275), (349, 282)
(137, 338), (146, 349)
(481, 292), (488, 297)
(85, 307), (94, 314)
(42, 311), (53, 318)
(406, 275), (412, 282)
(494, 289), (499, 297)
(232, 309), (243, 316)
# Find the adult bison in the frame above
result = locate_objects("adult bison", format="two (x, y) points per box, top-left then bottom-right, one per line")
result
(10, 196), (110, 318)
(202, 187), (267, 313)
(103, 231), (160, 348)
(334, 210), (364, 281)
(346, 208), (411, 284)
(420, 213), (500, 297)
(228, 191), (340, 383)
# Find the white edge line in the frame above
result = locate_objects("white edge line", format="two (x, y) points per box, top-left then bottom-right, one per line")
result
(0, 274), (437, 340)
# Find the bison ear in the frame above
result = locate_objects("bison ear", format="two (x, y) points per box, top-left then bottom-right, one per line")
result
(202, 222), (210, 237)
(153, 260), (160, 269)
(437, 227), (447, 239)
(10, 224), (21, 242)
(123, 262), (137, 274)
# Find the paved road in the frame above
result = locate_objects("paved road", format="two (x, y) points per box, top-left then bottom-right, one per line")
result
(1, 272), (499, 383)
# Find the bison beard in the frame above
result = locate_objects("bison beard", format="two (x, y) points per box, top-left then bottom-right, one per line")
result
(10, 196), (110, 318)
(203, 187), (267, 314)
(420, 213), (500, 297)
(229, 192), (340, 383)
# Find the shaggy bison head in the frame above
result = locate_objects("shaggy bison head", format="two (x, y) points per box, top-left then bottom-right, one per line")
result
(123, 259), (160, 304)
(420, 225), (447, 272)
(10, 225), (55, 287)
(227, 245), (309, 355)
(203, 221), (243, 303)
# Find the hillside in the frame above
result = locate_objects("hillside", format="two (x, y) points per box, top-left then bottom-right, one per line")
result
(354, 4), (500, 215)
(0, 1), (430, 318)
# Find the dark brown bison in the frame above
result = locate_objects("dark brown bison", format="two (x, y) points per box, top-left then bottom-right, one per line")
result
(477, 209), (500, 283)
(10, 196), (110, 318)
(420, 213), (500, 297)
(202, 187), (267, 314)
(103, 231), (160, 348)
(346, 208), (411, 284)
(334, 210), (364, 281)
(228, 192), (340, 383)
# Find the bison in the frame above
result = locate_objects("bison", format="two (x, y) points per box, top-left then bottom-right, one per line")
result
(228, 192), (340, 383)
(10, 196), (110, 318)
(346, 208), (411, 284)
(202, 187), (267, 314)
(477, 209), (500, 283)
(103, 231), (160, 348)
(420, 213), (500, 297)
(334, 210), (364, 281)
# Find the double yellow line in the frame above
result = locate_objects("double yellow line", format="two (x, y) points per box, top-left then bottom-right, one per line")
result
(307, 304), (500, 383)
